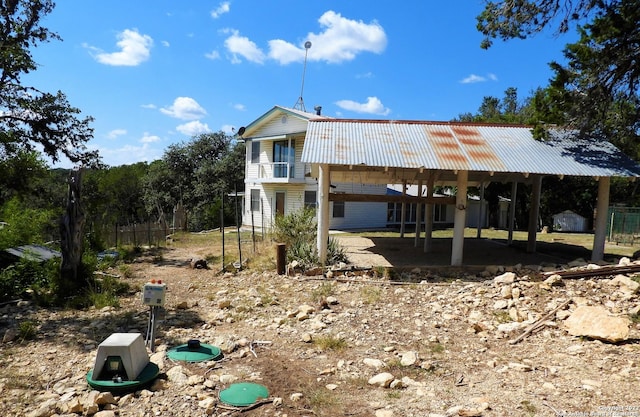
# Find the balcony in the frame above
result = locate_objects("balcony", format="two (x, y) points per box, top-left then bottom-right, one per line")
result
(248, 162), (308, 184)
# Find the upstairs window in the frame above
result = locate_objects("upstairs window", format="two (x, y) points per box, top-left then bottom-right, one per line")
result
(251, 140), (260, 163)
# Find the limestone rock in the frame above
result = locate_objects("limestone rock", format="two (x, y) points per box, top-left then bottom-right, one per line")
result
(564, 305), (630, 343)
(494, 272), (515, 285)
(368, 372), (395, 388)
(400, 351), (418, 367)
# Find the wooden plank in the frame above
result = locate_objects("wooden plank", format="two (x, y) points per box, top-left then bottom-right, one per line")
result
(328, 193), (456, 205)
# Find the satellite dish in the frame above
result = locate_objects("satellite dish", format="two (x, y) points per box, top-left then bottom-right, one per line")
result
(304, 41), (312, 49)
(237, 126), (245, 137)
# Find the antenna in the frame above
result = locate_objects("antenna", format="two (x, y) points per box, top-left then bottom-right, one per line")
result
(293, 41), (312, 112)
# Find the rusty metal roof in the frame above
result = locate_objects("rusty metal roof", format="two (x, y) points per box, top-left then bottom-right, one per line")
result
(301, 120), (640, 178)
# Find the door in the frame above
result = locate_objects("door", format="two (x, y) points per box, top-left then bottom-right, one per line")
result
(275, 191), (285, 217)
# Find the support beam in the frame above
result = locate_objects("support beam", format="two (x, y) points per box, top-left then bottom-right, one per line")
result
(508, 181), (517, 245)
(400, 181), (407, 238)
(527, 175), (543, 253)
(424, 175), (434, 253)
(317, 164), (330, 265)
(451, 170), (468, 266)
(476, 183), (485, 239)
(592, 176), (611, 262)
(414, 181), (423, 247)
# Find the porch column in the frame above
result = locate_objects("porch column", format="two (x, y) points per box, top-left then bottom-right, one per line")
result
(317, 164), (330, 265)
(508, 181), (517, 245)
(527, 175), (542, 253)
(400, 181), (407, 238)
(451, 170), (468, 266)
(476, 183), (485, 239)
(424, 175), (435, 253)
(414, 181), (423, 247)
(592, 176), (611, 262)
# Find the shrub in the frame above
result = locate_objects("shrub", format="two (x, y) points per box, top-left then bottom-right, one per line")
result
(272, 208), (349, 268)
(0, 257), (58, 302)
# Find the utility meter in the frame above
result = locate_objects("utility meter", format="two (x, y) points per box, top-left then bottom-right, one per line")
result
(142, 280), (167, 306)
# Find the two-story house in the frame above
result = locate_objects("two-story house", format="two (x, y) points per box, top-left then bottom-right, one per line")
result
(241, 105), (388, 230)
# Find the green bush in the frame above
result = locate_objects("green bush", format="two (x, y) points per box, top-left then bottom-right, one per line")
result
(0, 257), (58, 302)
(272, 207), (349, 268)
(0, 197), (58, 250)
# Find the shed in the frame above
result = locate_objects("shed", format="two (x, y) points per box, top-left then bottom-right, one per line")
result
(0, 245), (61, 268)
(553, 210), (588, 232)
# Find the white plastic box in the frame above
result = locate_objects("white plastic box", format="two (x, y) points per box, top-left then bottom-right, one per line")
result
(142, 281), (167, 306)
(92, 333), (149, 380)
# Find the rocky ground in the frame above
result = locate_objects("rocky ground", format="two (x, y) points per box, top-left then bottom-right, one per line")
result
(1, 242), (640, 417)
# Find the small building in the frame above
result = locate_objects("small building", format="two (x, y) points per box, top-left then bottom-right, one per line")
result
(552, 210), (588, 232)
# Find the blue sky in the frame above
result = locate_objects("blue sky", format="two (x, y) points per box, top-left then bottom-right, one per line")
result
(26, 1), (576, 168)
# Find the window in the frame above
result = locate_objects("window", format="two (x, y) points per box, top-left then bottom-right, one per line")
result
(434, 204), (446, 222)
(250, 189), (260, 212)
(273, 140), (295, 178)
(304, 191), (316, 210)
(251, 141), (260, 163)
(333, 201), (345, 218)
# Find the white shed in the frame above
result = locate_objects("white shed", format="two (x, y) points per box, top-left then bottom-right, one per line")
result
(552, 210), (588, 232)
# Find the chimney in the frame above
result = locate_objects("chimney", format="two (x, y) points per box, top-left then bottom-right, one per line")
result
(314, 105), (322, 116)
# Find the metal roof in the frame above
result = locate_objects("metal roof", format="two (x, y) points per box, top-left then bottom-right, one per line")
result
(301, 120), (640, 178)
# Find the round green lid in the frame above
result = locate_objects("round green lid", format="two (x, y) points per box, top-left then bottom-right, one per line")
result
(219, 382), (269, 407)
(166, 343), (223, 362)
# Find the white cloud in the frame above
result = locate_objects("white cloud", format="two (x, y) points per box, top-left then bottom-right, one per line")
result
(335, 96), (390, 116)
(141, 103), (157, 109)
(176, 120), (211, 136)
(233, 103), (246, 111)
(223, 29), (265, 64)
(98, 142), (161, 166)
(460, 73), (499, 84)
(211, 1), (230, 19)
(269, 11), (387, 65)
(161, 40), (170, 47)
(106, 129), (127, 139)
(140, 133), (161, 143)
(222, 124), (235, 134)
(221, 11), (386, 65)
(86, 29), (153, 66)
(356, 72), (374, 79)
(205, 50), (221, 60)
(160, 97), (207, 120)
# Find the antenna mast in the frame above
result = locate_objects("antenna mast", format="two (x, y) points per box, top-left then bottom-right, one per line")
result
(293, 41), (312, 112)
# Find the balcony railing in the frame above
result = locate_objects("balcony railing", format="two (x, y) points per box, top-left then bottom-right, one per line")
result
(246, 162), (303, 183)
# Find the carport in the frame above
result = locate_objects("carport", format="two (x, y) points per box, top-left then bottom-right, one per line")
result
(301, 120), (640, 266)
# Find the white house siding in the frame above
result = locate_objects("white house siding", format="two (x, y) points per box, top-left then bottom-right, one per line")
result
(253, 112), (309, 137)
(329, 183), (388, 230)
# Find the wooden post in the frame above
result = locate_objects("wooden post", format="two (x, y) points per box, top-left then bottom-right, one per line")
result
(317, 164), (330, 265)
(400, 181), (407, 237)
(527, 175), (543, 253)
(451, 170), (468, 266)
(592, 176), (611, 261)
(276, 243), (286, 275)
(508, 181), (517, 245)
(414, 181), (423, 247)
(424, 175), (434, 253)
(476, 183), (485, 239)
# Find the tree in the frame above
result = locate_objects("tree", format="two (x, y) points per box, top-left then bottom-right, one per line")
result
(477, 1), (640, 144)
(0, 0), (98, 166)
(142, 132), (245, 231)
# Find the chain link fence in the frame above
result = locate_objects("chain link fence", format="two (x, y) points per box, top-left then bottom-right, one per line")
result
(607, 207), (640, 245)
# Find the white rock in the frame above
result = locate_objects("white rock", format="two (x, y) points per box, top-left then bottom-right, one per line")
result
(375, 409), (394, 417)
(166, 366), (189, 385)
(400, 351), (418, 367)
(610, 275), (640, 293)
(368, 372), (395, 388)
(564, 305), (630, 343)
(290, 392), (304, 401)
(363, 358), (385, 369)
(494, 272), (516, 284)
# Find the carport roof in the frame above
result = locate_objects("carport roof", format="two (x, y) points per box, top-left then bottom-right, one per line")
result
(301, 119), (640, 179)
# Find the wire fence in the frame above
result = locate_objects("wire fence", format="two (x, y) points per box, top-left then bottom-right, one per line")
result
(97, 221), (173, 248)
(607, 207), (640, 245)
